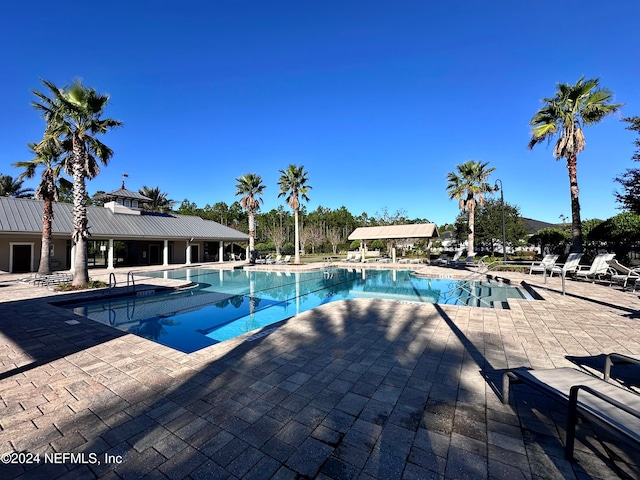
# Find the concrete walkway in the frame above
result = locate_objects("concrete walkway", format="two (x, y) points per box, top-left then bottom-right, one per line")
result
(0, 264), (639, 479)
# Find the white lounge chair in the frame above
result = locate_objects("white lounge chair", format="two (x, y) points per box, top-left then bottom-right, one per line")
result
(450, 252), (476, 267)
(529, 254), (559, 275)
(548, 252), (583, 277)
(574, 253), (615, 283)
(607, 259), (640, 289)
(278, 255), (291, 264)
(267, 255), (281, 265)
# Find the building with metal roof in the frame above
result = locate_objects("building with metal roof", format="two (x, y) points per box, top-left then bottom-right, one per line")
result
(0, 196), (249, 273)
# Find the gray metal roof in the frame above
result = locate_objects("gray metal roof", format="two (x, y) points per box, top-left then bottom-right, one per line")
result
(348, 224), (439, 241)
(0, 197), (249, 241)
(97, 188), (152, 202)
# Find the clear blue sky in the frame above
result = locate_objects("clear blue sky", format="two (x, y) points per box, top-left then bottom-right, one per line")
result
(2, 1), (639, 226)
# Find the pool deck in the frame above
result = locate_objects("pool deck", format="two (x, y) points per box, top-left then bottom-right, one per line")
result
(1, 262), (639, 479)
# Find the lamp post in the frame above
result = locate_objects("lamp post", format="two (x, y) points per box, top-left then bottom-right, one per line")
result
(495, 179), (507, 262)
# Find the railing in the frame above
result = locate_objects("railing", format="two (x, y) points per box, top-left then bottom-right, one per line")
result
(127, 271), (136, 292)
(107, 272), (116, 294)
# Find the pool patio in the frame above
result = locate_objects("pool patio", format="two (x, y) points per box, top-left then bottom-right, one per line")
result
(1, 264), (639, 479)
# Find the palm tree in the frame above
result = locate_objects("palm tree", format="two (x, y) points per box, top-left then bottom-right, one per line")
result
(234, 173), (265, 257)
(446, 160), (496, 255)
(278, 164), (312, 265)
(528, 77), (623, 252)
(139, 186), (175, 213)
(0, 174), (34, 198)
(13, 141), (68, 274)
(32, 78), (122, 286)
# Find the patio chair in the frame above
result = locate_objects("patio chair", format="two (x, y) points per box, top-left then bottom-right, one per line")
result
(548, 253), (583, 277)
(446, 249), (465, 265)
(432, 254), (449, 265)
(267, 255), (280, 265)
(607, 259), (640, 289)
(529, 254), (559, 275)
(574, 253), (615, 283)
(449, 252), (476, 267)
(502, 366), (640, 461)
(278, 255), (291, 264)
(604, 352), (640, 382)
(343, 253), (353, 262)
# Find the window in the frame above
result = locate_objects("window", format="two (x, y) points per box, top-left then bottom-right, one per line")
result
(117, 198), (123, 205)
(132, 200), (138, 209)
(124, 199), (131, 207)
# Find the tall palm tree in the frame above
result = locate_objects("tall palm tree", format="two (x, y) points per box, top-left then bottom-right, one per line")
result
(0, 174), (34, 198)
(528, 77), (623, 252)
(446, 160), (496, 255)
(32, 78), (122, 286)
(278, 164), (312, 265)
(139, 186), (175, 213)
(13, 141), (68, 274)
(234, 173), (265, 257)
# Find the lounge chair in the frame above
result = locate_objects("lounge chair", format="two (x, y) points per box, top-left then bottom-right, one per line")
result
(277, 255), (291, 264)
(607, 259), (640, 289)
(503, 366), (640, 460)
(446, 249), (464, 265)
(574, 253), (615, 283)
(432, 254), (449, 266)
(548, 252), (583, 277)
(267, 255), (280, 265)
(449, 253), (476, 267)
(347, 254), (361, 263)
(343, 253), (353, 262)
(529, 254), (559, 275)
(604, 352), (640, 382)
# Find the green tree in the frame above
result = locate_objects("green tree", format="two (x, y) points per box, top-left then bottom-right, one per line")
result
(0, 174), (34, 198)
(528, 77), (623, 253)
(32, 79), (122, 286)
(13, 142), (65, 273)
(529, 228), (571, 254)
(235, 173), (265, 255)
(278, 164), (312, 264)
(474, 198), (529, 255)
(614, 116), (640, 214)
(589, 212), (640, 245)
(446, 160), (496, 255)
(139, 186), (175, 213)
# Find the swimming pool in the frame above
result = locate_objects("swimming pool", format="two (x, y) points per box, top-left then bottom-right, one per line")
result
(67, 268), (531, 353)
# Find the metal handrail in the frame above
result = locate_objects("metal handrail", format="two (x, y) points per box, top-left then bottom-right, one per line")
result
(108, 272), (116, 293)
(127, 271), (136, 292)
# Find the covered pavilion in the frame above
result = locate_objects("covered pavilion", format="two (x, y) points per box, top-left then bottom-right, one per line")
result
(347, 223), (439, 262)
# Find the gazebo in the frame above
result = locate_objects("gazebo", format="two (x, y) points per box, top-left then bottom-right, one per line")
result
(347, 223), (439, 262)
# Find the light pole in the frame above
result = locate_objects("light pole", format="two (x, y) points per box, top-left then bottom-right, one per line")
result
(495, 179), (506, 262)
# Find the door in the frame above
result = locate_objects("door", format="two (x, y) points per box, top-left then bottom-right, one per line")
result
(191, 245), (199, 263)
(149, 244), (161, 265)
(12, 244), (32, 273)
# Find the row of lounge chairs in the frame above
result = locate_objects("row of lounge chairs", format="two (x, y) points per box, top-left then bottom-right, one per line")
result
(20, 272), (73, 287)
(530, 252), (640, 289)
(258, 254), (291, 265)
(503, 352), (640, 462)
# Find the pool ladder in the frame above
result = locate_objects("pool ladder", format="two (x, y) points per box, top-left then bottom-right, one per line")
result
(104, 271), (136, 294)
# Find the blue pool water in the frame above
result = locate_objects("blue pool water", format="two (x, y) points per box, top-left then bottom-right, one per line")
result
(67, 268), (530, 353)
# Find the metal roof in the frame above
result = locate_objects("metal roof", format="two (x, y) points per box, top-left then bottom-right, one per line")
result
(0, 197), (248, 241)
(96, 188), (152, 202)
(348, 224), (439, 241)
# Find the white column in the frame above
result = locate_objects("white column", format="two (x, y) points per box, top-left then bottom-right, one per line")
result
(219, 242), (224, 263)
(70, 243), (76, 271)
(107, 239), (115, 270)
(186, 239), (192, 265)
(163, 240), (169, 266)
